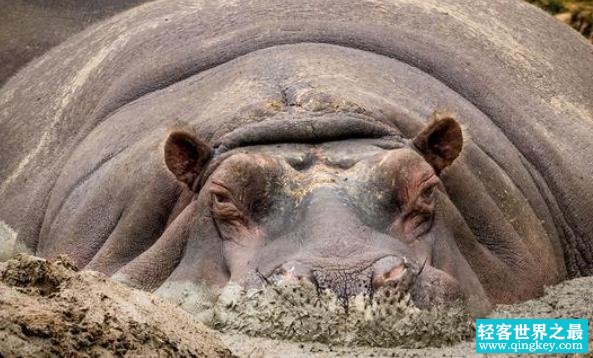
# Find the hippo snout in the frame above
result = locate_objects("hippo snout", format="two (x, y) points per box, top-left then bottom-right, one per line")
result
(266, 256), (418, 299)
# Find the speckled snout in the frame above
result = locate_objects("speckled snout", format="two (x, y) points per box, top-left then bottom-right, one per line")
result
(266, 256), (416, 299)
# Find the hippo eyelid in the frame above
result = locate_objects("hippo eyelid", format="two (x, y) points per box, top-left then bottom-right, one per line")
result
(417, 175), (439, 198)
(209, 180), (240, 201)
(210, 179), (232, 192)
(210, 185), (233, 204)
(212, 192), (232, 204)
(419, 173), (438, 187)
(420, 183), (437, 200)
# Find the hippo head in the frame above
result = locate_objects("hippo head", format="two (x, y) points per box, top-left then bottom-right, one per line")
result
(156, 113), (493, 316)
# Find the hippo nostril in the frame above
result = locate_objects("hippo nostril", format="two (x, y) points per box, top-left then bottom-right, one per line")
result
(383, 264), (407, 283)
(267, 261), (312, 285)
(372, 256), (410, 290)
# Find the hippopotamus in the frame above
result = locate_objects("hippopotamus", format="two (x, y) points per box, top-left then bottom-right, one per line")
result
(1, 0), (592, 317)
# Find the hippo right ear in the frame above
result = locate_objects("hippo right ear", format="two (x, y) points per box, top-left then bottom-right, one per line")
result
(412, 114), (463, 174)
(164, 131), (212, 188)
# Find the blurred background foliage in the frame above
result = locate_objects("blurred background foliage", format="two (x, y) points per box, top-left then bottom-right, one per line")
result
(528, 0), (593, 42)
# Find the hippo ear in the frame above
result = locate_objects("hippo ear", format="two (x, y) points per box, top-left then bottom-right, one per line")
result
(164, 131), (212, 188)
(412, 115), (463, 173)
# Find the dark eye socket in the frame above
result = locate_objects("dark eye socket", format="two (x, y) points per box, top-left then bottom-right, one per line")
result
(420, 184), (436, 201)
(210, 180), (237, 205)
(211, 190), (247, 226)
(211, 190), (240, 212)
(210, 182), (244, 220)
(213, 191), (232, 204)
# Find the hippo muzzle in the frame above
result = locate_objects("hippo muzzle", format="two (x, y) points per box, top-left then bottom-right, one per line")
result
(246, 186), (457, 308)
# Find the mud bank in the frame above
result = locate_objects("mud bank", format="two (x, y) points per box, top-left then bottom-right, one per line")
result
(0, 254), (231, 357)
(1, 254), (592, 357)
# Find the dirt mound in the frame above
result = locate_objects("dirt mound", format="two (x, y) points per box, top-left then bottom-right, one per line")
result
(0, 254), (233, 357)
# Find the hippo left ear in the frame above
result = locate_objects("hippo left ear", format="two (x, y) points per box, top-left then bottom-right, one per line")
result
(164, 130), (212, 188)
(412, 115), (463, 173)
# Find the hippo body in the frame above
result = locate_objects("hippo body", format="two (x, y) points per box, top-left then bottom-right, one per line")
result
(0, 0), (153, 85)
(1, 0), (593, 315)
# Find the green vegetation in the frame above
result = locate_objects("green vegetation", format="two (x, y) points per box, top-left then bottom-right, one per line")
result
(528, 0), (593, 42)
(527, 0), (569, 14)
(528, 0), (593, 14)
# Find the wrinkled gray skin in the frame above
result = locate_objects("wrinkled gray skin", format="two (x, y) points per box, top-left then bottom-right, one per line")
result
(0, 0), (153, 85)
(1, 0), (592, 318)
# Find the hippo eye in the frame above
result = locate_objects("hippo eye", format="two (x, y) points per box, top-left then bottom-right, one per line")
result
(210, 188), (247, 225)
(210, 180), (237, 206)
(420, 184), (436, 201)
(394, 179), (437, 241)
(211, 192), (239, 214)
(213, 192), (232, 204)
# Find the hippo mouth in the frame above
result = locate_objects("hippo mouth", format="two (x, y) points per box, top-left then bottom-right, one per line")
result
(207, 266), (473, 348)
(155, 253), (475, 347)
(258, 255), (467, 311)
(155, 255), (474, 348)
(262, 256), (423, 305)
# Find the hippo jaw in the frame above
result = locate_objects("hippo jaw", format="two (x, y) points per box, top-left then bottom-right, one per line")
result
(145, 113), (493, 316)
